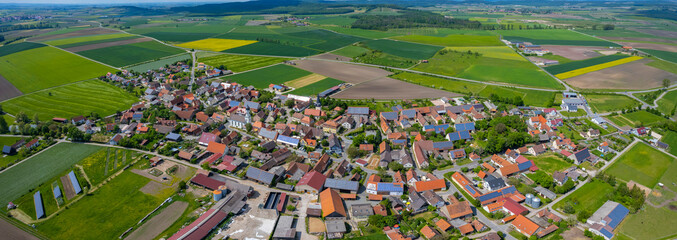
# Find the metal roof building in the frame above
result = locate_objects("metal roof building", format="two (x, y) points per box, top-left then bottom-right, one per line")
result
(246, 167), (275, 185)
(346, 107), (369, 115)
(324, 178), (359, 192)
(69, 171), (82, 194)
(587, 201), (629, 240)
(34, 191), (45, 219)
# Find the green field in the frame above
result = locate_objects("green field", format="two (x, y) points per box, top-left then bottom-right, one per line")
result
(128, 21), (237, 42)
(662, 131), (677, 157)
(657, 90), (677, 117)
(43, 33), (135, 47)
(640, 48), (677, 64)
(351, 49), (418, 68)
(126, 53), (191, 72)
(390, 34), (503, 47)
(200, 53), (288, 72)
(318, 26), (403, 39)
(288, 78), (343, 96)
(0, 46), (116, 93)
(80, 148), (135, 186)
(14, 166), (87, 220)
(526, 153), (573, 174)
(332, 45), (370, 58)
(364, 39), (442, 59)
(225, 42), (320, 57)
(585, 94), (639, 113)
(576, 29), (664, 39)
(223, 64), (312, 89)
(0, 136), (22, 168)
(606, 143), (674, 188)
(497, 29), (619, 47)
(622, 110), (668, 126)
(0, 143), (102, 207)
(37, 171), (171, 240)
(308, 16), (356, 26)
(646, 58), (677, 75)
(544, 55), (629, 75)
(553, 180), (615, 214)
(0, 42), (45, 57)
(77, 41), (185, 67)
(618, 204), (677, 240)
(2, 80), (139, 120)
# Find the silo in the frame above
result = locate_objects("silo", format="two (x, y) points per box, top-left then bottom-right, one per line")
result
(213, 190), (223, 201)
(218, 185), (228, 195)
(532, 197), (541, 208)
(525, 194), (533, 205)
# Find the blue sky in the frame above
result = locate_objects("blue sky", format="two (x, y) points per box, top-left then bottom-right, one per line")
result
(0, 0), (244, 4)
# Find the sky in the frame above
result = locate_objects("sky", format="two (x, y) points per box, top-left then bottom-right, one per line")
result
(0, 0), (245, 4)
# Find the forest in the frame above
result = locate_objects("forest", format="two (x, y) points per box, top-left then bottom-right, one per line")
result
(351, 10), (482, 31)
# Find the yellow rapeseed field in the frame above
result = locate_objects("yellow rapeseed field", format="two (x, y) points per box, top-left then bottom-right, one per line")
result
(177, 38), (257, 52)
(555, 56), (642, 79)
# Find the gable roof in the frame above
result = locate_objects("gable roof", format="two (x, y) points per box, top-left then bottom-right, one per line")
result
(207, 141), (227, 154)
(320, 188), (346, 217)
(298, 171), (326, 191)
(444, 201), (473, 219)
(246, 167), (274, 185)
(414, 179), (446, 192)
(512, 215), (539, 236)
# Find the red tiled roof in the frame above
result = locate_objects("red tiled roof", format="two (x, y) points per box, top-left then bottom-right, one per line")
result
(512, 215), (539, 236)
(297, 171), (326, 191)
(414, 179), (446, 192)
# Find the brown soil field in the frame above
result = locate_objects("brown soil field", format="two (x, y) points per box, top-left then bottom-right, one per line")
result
(601, 37), (677, 45)
(285, 73), (326, 88)
(634, 29), (677, 39)
(139, 181), (173, 197)
(564, 59), (676, 89)
(60, 175), (76, 200)
(308, 217), (326, 233)
(0, 218), (38, 240)
(29, 27), (119, 42)
(3, 29), (55, 39)
(124, 201), (188, 240)
(542, 45), (605, 60)
(65, 37), (153, 52)
(292, 60), (391, 84)
(310, 53), (352, 61)
(0, 74), (22, 102)
(617, 42), (677, 53)
(333, 77), (461, 99)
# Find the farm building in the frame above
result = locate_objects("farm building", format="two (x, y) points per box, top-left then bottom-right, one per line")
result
(34, 191), (45, 219)
(68, 171), (82, 194)
(273, 215), (296, 240)
(587, 201), (629, 240)
(320, 188), (346, 219)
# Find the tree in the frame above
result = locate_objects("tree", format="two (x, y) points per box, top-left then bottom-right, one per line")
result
(15, 112), (29, 124)
(664, 79), (671, 89)
(0, 116), (8, 134)
(178, 180), (187, 190)
(388, 161), (403, 171)
(0, 104), (3, 114)
(285, 99), (295, 108)
(32, 114), (40, 124)
(577, 209), (591, 222)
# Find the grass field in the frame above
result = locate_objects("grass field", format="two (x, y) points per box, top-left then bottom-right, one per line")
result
(288, 78), (343, 96)
(640, 48), (677, 63)
(0, 46), (116, 93)
(622, 110), (667, 126)
(390, 34), (503, 47)
(308, 16), (356, 26)
(661, 131), (677, 157)
(585, 94), (639, 112)
(544, 55), (629, 75)
(80, 148), (134, 186)
(332, 45), (370, 58)
(497, 29), (619, 47)
(37, 171), (170, 240)
(126, 53), (191, 72)
(0, 143), (102, 207)
(176, 38), (257, 51)
(223, 64), (312, 89)
(127, 21), (237, 42)
(646, 58), (677, 75)
(446, 46), (528, 61)
(199, 53), (287, 72)
(526, 153), (573, 174)
(576, 29), (664, 39)
(554, 56), (643, 79)
(553, 180), (614, 214)
(606, 143), (674, 188)
(43, 33), (134, 47)
(224, 42), (321, 57)
(0, 42), (45, 57)
(656, 90), (677, 117)
(364, 39), (442, 59)
(0, 136), (22, 168)
(77, 41), (185, 67)
(2, 80), (139, 120)
(618, 204), (677, 240)
(317, 26), (402, 39)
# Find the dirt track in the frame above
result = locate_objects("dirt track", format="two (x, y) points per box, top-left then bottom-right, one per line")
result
(65, 37), (153, 52)
(292, 60), (391, 84)
(564, 58), (676, 89)
(542, 45), (605, 60)
(0, 218), (38, 240)
(29, 28), (119, 42)
(0, 74), (22, 101)
(124, 201), (188, 240)
(333, 77), (461, 99)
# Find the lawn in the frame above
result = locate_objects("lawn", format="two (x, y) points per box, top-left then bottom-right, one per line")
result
(176, 38), (257, 52)
(618, 204), (677, 240)
(497, 29), (619, 47)
(0, 46), (116, 93)
(2, 80), (139, 120)
(661, 131), (677, 157)
(43, 33), (134, 47)
(544, 55), (629, 75)
(126, 53), (191, 72)
(0, 136), (22, 168)
(364, 39), (443, 59)
(553, 180), (614, 214)
(640, 48), (677, 64)
(656, 90), (677, 117)
(526, 153), (572, 174)
(332, 45), (370, 58)
(622, 110), (667, 126)
(77, 41), (185, 67)
(223, 64), (312, 89)
(390, 34), (503, 47)
(288, 78), (343, 96)
(605, 143), (674, 188)
(199, 53), (288, 72)
(0, 143), (102, 207)
(584, 94), (639, 113)
(36, 171), (170, 240)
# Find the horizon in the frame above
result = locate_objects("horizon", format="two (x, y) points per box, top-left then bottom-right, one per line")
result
(0, 0), (246, 4)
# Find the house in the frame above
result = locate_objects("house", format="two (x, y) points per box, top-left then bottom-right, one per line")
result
(328, 134), (342, 154)
(632, 127), (648, 136)
(598, 142), (611, 153)
(359, 144), (374, 152)
(451, 172), (481, 198)
(295, 171), (325, 194)
(421, 190), (445, 208)
(320, 188), (346, 219)
(420, 225), (440, 240)
(325, 220), (347, 239)
(443, 201), (473, 220)
(587, 201), (629, 240)
(407, 190), (428, 213)
(324, 178), (359, 193)
(414, 179), (446, 192)
(350, 204), (374, 219)
(528, 144), (546, 156)
(198, 133), (219, 146)
(449, 149), (466, 160)
(246, 167), (275, 186)
(346, 107), (369, 116)
(534, 186), (557, 200)
(553, 171), (568, 185)
(569, 148), (592, 165)
(484, 174), (506, 191)
(229, 113), (250, 129)
(581, 128), (600, 138)
(512, 215), (540, 237)
(109, 134), (122, 145)
(436, 219), (452, 232)
(560, 98), (585, 112)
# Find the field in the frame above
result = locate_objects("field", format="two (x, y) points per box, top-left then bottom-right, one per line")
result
(63, 37), (154, 53)
(292, 60), (391, 84)
(553, 180), (615, 214)
(544, 55), (630, 75)
(126, 54), (191, 72)
(622, 110), (668, 126)
(29, 28), (119, 42)
(646, 58), (677, 75)
(285, 74), (326, 88)
(176, 38), (257, 51)
(584, 94), (638, 112)
(364, 39), (442, 59)
(307, 16), (356, 26)
(77, 41), (185, 67)
(317, 26), (402, 39)
(332, 77), (459, 100)
(223, 64), (312, 89)
(564, 59), (676, 90)
(662, 131), (677, 159)
(657, 90), (677, 117)
(36, 171), (171, 240)
(0, 143), (102, 207)
(80, 148), (134, 186)
(199, 53), (287, 73)
(0, 42), (45, 57)
(288, 78), (343, 96)
(540, 45), (606, 61)
(0, 46), (116, 93)
(555, 56), (643, 79)
(497, 29), (619, 46)
(606, 143), (674, 188)
(127, 21), (237, 43)
(618, 204), (677, 240)
(43, 33), (136, 47)
(332, 45), (370, 58)
(390, 34), (503, 47)
(640, 48), (677, 63)
(526, 153), (572, 174)
(2, 80), (139, 120)
(224, 41), (320, 57)
(0, 136), (22, 168)
(125, 201), (188, 240)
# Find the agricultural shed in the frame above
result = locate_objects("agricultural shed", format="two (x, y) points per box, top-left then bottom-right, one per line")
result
(324, 178), (359, 193)
(273, 215), (296, 239)
(34, 191), (45, 219)
(68, 171), (82, 194)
